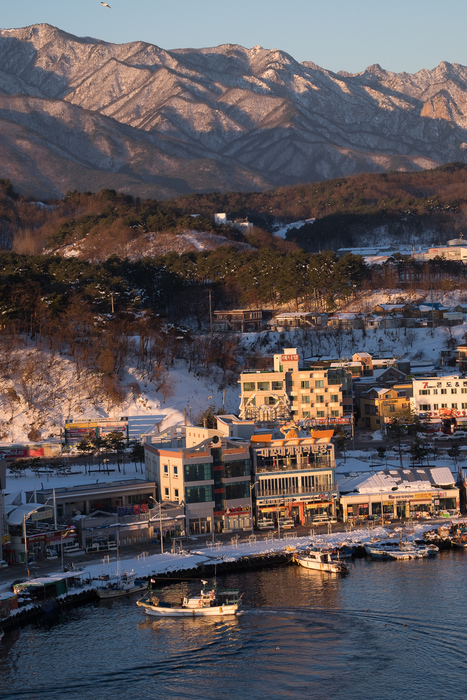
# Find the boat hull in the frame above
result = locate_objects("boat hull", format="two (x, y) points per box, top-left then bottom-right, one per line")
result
(140, 603), (240, 617)
(96, 583), (148, 600)
(295, 555), (348, 574)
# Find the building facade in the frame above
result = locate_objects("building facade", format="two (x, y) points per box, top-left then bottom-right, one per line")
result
(411, 375), (467, 429)
(239, 348), (343, 423)
(144, 431), (253, 535)
(250, 432), (338, 525)
(359, 387), (411, 431)
(339, 468), (459, 521)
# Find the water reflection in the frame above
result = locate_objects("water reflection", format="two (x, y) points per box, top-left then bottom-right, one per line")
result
(1, 555), (467, 699)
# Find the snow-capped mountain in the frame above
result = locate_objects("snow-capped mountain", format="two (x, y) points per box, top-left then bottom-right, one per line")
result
(2, 24), (467, 198)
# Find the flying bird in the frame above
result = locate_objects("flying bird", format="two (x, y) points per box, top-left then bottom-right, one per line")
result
(101, 2), (111, 7)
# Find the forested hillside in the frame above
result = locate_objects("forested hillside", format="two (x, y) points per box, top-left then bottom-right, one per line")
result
(2, 163), (467, 257)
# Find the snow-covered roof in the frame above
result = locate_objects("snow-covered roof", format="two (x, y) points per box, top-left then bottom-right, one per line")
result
(338, 467), (456, 495)
(7, 503), (52, 526)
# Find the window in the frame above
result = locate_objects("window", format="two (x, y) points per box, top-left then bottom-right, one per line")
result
(225, 481), (250, 500)
(163, 465), (168, 474)
(331, 409), (339, 417)
(302, 395), (310, 403)
(331, 394), (339, 403)
(420, 389), (430, 395)
(452, 388), (458, 394)
(174, 489), (179, 499)
(419, 404), (431, 411)
(184, 463), (213, 481)
(164, 487), (169, 497)
(243, 382), (255, 392)
(433, 404), (439, 410)
(462, 388), (467, 394)
(258, 381), (269, 391)
(301, 380), (309, 389)
(441, 389), (447, 395)
(441, 403), (448, 408)
(316, 395), (325, 403)
(303, 411), (310, 418)
(315, 380), (324, 388)
(272, 381), (283, 390)
(389, 405), (395, 412)
(185, 485), (214, 503)
(224, 460), (249, 478)
(452, 403), (458, 409)
(317, 410), (325, 417)
(462, 403), (467, 409)
(433, 389), (438, 395)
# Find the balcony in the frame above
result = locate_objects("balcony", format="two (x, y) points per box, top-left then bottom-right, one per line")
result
(256, 457), (332, 473)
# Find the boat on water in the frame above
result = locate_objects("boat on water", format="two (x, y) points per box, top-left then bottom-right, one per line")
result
(137, 579), (242, 617)
(95, 572), (148, 599)
(364, 540), (439, 560)
(294, 549), (349, 574)
(451, 536), (467, 548)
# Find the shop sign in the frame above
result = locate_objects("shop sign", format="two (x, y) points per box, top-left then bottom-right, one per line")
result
(226, 506), (251, 515)
(282, 354), (299, 362)
(30, 509), (53, 521)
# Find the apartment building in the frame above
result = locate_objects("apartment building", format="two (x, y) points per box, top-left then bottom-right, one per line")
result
(411, 375), (467, 428)
(239, 348), (343, 423)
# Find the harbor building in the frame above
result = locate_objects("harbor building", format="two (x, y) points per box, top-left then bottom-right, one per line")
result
(144, 428), (253, 535)
(239, 347), (343, 423)
(338, 468), (459, 522)
(250, 430), (338, 526)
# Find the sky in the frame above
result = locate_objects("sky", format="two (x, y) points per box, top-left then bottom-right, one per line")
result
(2, 0), (467, 74)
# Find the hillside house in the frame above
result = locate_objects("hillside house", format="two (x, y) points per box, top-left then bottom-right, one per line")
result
(212, 309), (270, 333)
(273, 311), (328, 329)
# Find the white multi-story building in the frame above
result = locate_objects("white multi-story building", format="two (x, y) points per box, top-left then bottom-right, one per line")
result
(239, 347), (343, 423)
(411, 374), (467, 427)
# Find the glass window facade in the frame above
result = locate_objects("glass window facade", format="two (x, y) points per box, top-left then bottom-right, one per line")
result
(184, 463), (213, 481)
(186, 485), (214, 503)
(225, 481), (250, 500)
(224, 459), (250, 478)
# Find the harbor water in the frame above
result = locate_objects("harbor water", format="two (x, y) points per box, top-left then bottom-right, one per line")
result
(1, 551), (467, 700)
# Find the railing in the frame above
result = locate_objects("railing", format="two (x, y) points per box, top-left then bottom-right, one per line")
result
(256, 460), (331, 473)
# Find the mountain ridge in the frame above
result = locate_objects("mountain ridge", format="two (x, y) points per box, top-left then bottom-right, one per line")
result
(2, 24), (467, 198)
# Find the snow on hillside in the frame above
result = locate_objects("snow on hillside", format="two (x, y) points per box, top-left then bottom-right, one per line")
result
(1, 317), (466, 445)
(273, 219), (315, 238)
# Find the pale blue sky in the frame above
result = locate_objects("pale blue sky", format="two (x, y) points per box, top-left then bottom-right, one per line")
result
(2, 0), (466, 74)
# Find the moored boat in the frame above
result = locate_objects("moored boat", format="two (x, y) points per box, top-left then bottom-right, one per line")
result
(137, 579), (242, 617)
(364, 540), (438, 560)
(294, 549), (349, 574)
(95, 572), (147, 599)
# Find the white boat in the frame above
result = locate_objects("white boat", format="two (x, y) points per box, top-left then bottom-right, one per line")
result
(96, 572), (148, 599)
(294, 550), (349, 574)
(365, 540), (438, 561)
(137, 579), (242, 617)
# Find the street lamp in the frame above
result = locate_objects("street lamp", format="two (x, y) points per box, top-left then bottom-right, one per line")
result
(149, 496), (164, 554)
(250, 481), (259, 530)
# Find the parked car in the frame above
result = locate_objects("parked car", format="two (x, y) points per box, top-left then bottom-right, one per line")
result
(434, 434), (453, 441)
(452, 431), (467, 439)
(0, 559), (8, 569)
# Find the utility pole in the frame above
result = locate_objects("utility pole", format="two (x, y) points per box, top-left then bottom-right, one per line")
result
(209, 290), (213, 337)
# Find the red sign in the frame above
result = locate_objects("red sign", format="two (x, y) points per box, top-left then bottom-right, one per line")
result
(282, 354), (299, 362)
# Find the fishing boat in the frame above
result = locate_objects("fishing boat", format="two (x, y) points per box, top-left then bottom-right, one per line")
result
(95, 572), (147, 599)
(451, 535), (467, 548)
(294, 549), (349, 574)
(136, 579), (242, 617)
(364, 540), (438, 560)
